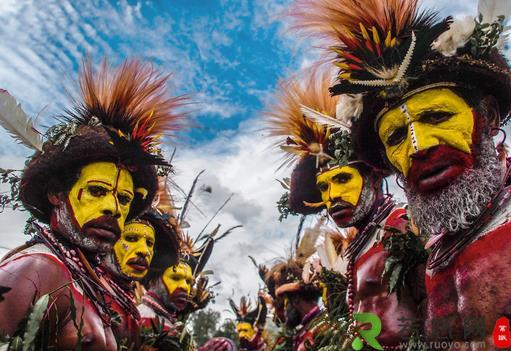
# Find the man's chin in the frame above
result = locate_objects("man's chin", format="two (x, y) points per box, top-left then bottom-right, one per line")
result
(329, 208), (355, 227)
(407, 146), (474, 194)
(70, 234), (114, 253)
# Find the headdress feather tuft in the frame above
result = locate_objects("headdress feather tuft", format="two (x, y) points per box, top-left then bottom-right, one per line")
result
(288, 0), (447, 94)
(265, 68), (338, 168)
(67, 59), (188, 154)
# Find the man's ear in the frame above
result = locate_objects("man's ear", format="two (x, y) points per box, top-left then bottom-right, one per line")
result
(481, 95), (501, 136)
(47, 192), (63, 206)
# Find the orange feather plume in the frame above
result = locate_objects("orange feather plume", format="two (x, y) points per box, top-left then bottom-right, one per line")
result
(288, 0), (419, 43)
(73, 58), (188, 153)
(265, 67), (338, 168)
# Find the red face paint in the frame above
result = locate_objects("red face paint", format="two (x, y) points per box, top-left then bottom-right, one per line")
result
(407, 145), (474, 193)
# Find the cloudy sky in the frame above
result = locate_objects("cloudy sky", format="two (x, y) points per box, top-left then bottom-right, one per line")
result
(0, 0), (479, 321)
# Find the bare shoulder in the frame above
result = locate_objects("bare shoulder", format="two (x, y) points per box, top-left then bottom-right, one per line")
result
(0, 243), (72, 296)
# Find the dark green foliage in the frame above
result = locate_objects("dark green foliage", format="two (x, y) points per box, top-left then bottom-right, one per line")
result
(382, 230), (428, 299)
(277, 191), (298, 221)
(271, 326), (294, 351)
(468, 15), (505, 58)
(139, 317), (183, 351)
(214, 319), (238, 345)
(327, 131), (353, 167)
(320, 269), (347, 317)
(308, 270), (351, 351)
(190, 308), (221, 346)
(0, 168), (23, 212)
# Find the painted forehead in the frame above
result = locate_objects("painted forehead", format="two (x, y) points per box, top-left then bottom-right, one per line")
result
(378, 88), (469, 126)
(124, 222), (155, 235)
(317, 165), (360, 181)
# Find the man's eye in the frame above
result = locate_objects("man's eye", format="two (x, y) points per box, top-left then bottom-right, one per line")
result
(419, 111), (455, 125)
(147, 240), (154, 248)
(125, 235), (138, 242)
(117, 194), (132, 206)
(333, 173), (352, 184)
(386, 126), (408, 146)
(88, 185), (108, 197)
(317, 183), (328, 192)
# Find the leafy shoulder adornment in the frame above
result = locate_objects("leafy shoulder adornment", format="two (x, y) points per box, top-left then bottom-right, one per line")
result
(381, 226), (428, 299)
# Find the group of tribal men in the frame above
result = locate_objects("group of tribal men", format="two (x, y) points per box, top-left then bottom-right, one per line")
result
(1, 0), (511, 350)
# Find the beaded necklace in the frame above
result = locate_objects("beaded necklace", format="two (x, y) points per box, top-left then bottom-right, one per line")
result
(344, 196), (398, 350)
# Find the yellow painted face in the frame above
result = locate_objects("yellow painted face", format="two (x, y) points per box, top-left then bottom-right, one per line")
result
(162, 262), (194, 295)
(377, 88), (474, 176)
(67, 162), (134, 230)
(113, 222), (155, 279)
(316, 165), (364, 209)
(236, 322), (256, 341)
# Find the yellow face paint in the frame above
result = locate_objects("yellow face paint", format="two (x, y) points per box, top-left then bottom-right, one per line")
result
(316, 165), (364, 209)
(113, 222), (155, 279)
(236, 322), (256, 340)
(67, 162), (134, 230)
(162, 262), (193, 295)
(377, 88), (474, 176)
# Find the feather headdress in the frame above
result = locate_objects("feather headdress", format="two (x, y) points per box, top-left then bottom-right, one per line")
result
(63, 58), (188, 163)
(289, 0), (448, 95)
(265, 68), (338, 168)
(229, 295), (268, 327)
(19, 58), (189, 222)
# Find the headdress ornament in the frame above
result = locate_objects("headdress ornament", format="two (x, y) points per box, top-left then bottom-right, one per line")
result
(289, 0), (511, 171)
(4, 59), (187, 222)
(229, 295), (268, 328)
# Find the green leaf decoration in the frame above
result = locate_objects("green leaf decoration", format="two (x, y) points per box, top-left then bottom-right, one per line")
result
(327, 131), (354, 167)
(381, 231), (428, 300)
(22, 294), (49, 351)
(8, 336), (23, 351)
(276, 191), (298, 221)
(466, 15), (505, 58)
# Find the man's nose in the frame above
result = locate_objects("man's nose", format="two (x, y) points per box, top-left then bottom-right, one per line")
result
(410, 145), (437, 160)
(101, 194), (121, 218)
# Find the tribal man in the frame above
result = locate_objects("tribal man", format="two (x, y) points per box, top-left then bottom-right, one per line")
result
(267, 68), (426, 348)
(290, 0), (511, 347)
(229, 295), (268, 351)
(0, 59), (185, 350)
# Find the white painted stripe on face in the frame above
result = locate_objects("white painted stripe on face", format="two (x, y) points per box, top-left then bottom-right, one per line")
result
(400, 103), (419, 153)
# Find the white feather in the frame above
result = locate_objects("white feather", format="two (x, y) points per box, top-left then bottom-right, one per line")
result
(300, 104), (351, 131)
(478, 0), (511, 23)
(336, 94), (363, 123)
(432, 17), (476, 56)
(0, 90), (43, 151)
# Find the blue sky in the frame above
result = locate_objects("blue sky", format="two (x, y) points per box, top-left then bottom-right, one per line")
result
(0, 0), (482, 322)
(0, 0), (307, 145)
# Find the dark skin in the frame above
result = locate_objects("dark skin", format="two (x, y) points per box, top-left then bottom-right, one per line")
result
(337, 172), (425, 346)
(422, 102), (508, 348)
(285, 294), (319, 351)
(0, 248), (117, 350)
(0, 191), (120, 350)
